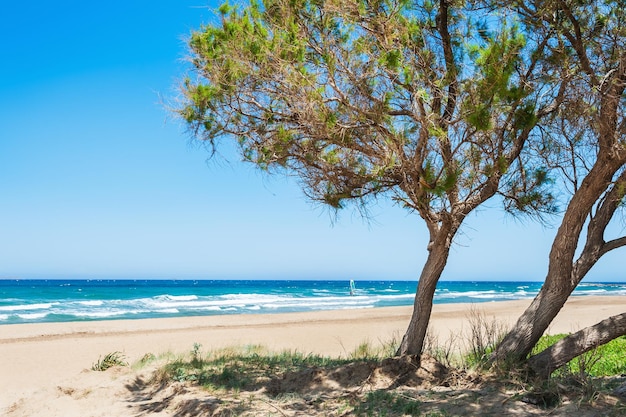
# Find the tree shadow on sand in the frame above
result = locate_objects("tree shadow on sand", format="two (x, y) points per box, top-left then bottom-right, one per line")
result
(123, 356), (625, 417)
(121, 356), (456, 416)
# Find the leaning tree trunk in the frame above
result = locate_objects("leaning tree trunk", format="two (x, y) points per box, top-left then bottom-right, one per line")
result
(494, 284), (572, 363)
(396, 236), (451, 360)
(493, 157), (625, 363)
(528, 312), (626, 379)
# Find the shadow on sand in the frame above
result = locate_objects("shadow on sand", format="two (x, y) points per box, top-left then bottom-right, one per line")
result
(122, 356), (625, 417)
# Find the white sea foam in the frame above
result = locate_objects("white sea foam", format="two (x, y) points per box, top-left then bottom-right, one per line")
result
(0, 303), (56, 312)
(2, 280), (621, 324)
(78, 300), (104, 306)
(196, 306), (222, 312)
(574, 289), (608, 294)
(263, 298), (375, 309)
(136, 293), (288, 311)
(17, 312), (49, 320)
(340, 305), (372, 310)
(154, 294), (199, 302)
(75, 310), (144, 318)
(145, 299), (221, 309)
(573, 289), (626, 296)
(372, 294), (414, 300)
(436, 290), (496, 298)
(220, 293), (285, 303)
(156, 308), (180, 314)
(434, 289), (535, 300)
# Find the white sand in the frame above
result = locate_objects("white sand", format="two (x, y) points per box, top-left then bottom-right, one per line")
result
(1, 296), (624, 416)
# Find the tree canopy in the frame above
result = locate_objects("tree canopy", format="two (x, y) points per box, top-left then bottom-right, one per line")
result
(180, 0), (566, 358)
(181, 0), (556, 216)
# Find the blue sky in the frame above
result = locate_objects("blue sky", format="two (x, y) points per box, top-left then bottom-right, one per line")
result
(0, 1), (622, 281)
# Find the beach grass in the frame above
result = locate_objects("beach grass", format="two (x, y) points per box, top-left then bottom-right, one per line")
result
(91, 351), (128, 371)
(156, 343), (368, 392)
(353, 390), (423, 416)
(149, 343), (448, 416)
(84, 311), (626, 416)
(532, 334), (626, 377)
(141, 333), (626, 416)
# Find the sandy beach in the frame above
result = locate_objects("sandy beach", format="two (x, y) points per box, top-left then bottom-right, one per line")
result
(1, 296), (624, 416)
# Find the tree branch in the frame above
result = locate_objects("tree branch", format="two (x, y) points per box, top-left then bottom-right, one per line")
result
(528, 312), (626, 379)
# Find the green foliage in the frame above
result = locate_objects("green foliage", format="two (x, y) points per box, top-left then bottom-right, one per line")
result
(179, 0), (554, 219)
(161, 344), (357, 391)
(462, 306), (509, 370)
(504, 166), (557, 216)
(353, 390), (422, 416)
(532, 334), (626, 377)
(349, 335), (400, 360)
(178, 0), (570, 359)
(92, 351), (128, 371)
(463, 23), (531, 132)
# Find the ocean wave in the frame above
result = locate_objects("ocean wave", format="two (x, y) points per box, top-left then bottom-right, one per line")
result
(578, 283), (626, 288)
(156, 308), (180, 314)
(71, 309), (149, 318)
(573, 289), (608, 295)
(154, 294), (199, 302)
(339, 305), (372, 310)
(263, 298), (375, 309)
(1, 280), (623, 325)
(78, 300), (104, 306)
(0, 302), (58, 312)
(574, 289), (626, 296)
(142, 298), (224, 309)
(219, 293), (286, 302)
(436, 290), (497, 298)
(17, 312), (49, 320)
(435, 290), (536, 301)
(372, 294), (415, 300)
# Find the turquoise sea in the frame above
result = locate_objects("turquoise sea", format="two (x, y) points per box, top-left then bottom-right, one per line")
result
(1, 280), (625, 325)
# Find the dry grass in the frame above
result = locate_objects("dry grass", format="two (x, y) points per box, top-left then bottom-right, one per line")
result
(89, 313), (626, 416)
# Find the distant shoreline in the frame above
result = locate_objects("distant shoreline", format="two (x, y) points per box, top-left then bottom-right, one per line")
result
(1, 279), (625, 326)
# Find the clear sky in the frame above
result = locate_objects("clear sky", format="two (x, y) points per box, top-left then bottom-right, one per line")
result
(0, 1), (623, 281)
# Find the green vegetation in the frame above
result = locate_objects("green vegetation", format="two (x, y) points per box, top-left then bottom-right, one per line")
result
(178, 0), (626, 375)
(532, 335), (626, 377)
(353, 390), (422, 416)
(91, 351), (128, 371)
(144, 339), (626, 416)
(157, 344), (359, 391)
(179, 0), (561, 359)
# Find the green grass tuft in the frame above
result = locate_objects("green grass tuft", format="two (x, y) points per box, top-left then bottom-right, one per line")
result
(353, 390), (422, 416)
(92, 351), (128, 371)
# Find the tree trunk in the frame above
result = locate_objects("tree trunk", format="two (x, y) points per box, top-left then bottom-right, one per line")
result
(493, 284), (571, 363)
(528, 312), (626, 379)
(493, 157), (624, 363)
(396, 238), (451, 359)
